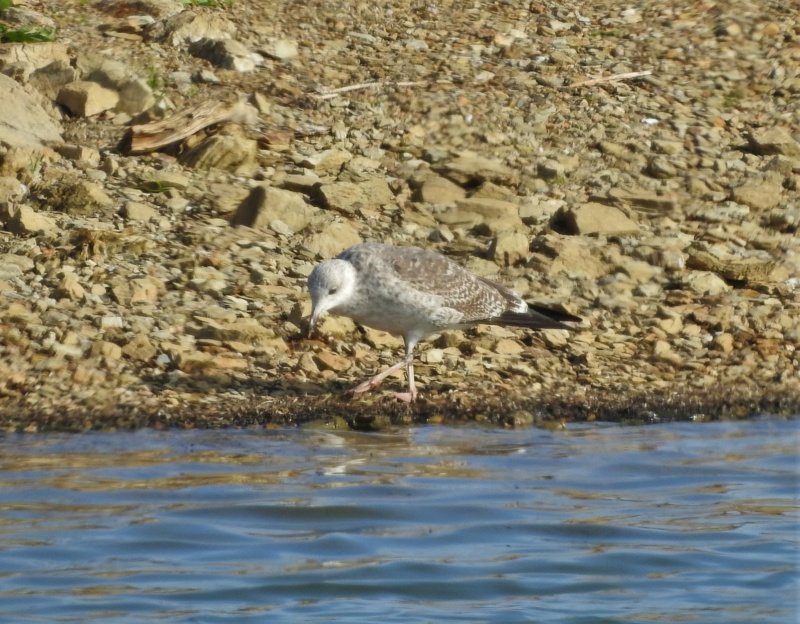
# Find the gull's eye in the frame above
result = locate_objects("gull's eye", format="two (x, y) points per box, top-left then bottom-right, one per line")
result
(328, 287), (338, 295)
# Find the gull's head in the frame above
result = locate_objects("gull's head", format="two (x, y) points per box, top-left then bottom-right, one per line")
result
(307, 259), (357, 336)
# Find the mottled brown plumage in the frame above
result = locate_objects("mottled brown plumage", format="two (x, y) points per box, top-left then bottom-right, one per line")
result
(308, 243), (581, 401)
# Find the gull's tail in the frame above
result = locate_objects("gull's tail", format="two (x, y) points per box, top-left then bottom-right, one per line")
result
(495, 304), (582, 331)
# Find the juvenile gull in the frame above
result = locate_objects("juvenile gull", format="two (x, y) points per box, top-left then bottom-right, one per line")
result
(308, 243), (581, 402)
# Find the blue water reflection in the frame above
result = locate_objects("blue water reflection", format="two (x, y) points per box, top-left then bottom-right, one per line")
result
(0, 418), (797, 623)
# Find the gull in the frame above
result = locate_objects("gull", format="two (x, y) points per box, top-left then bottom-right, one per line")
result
(307, 243), (581, 402)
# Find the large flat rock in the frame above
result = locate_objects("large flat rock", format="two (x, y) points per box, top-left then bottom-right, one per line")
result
(0, 73), (63, 148)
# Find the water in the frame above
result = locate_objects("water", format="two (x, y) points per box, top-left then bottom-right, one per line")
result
(0, 418), (797, 624)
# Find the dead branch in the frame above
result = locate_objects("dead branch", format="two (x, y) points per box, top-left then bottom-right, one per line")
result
(313, 80), (426, 100)
(569, 70), (652, 88)
(121, 101), (255, 155)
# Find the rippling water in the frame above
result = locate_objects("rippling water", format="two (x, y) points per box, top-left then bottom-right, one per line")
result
(0, 418), (797, 623)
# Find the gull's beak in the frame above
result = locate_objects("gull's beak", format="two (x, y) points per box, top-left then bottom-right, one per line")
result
(307, 309), (320, 337)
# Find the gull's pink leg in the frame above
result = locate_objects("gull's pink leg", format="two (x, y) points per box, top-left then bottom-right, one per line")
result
(350, 338), (419, 402)
(350, 356), (409, 395)
(392, 357), (417, 403)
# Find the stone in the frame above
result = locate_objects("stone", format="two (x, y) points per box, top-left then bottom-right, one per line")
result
(538, 159), (565, 179)
(91, 340), (122, 360)
(54, 273), (86, 301)
(0, 73), (63, 148)
(116, 77), (157, 115)
(144, 11), (236, 46)
(130, 277), (163, 305)
(657, 317), (683, 335)
(690, 202), (750, 223)
(730, 179), (783, 211)
(747, 127), (800, 157)
(95, 0), (181, 17)
(302, 221), (362, 258)
(763, 155), (796, 175)
(421, 348), (444, 364)
(315, 179), (392, 214)
(651, 140), (684, 155)
(55, 144), (101, 167)
(299, 149), (352, 173)
(645, 156), (678, 179)
(0, 176), (27, 202)
(471, 182), (518, 202)
(606, 187), (680, 213)
(713, 333), (735, 353)
(4, 205), (58, 235)
(318, 315), (359, 340)
(621, 259), (662, 283)
(494, 338), (524, 354)
(174, 350), (214, 373)
(531, 234), (608, 278)
(191, 317), (271, 344)
(597, 141), (634, 161)
(358, 177), (395, 207)
(652, 340), (683, 366)
(437, 197), (523, 232)
(1, 302), (40, 324)
(263, 38), (298, 60)
(519, 197), (565, 224)
(209, 355), (249, 371)
(490, 230), (529, 266)
(684, 271), (731, 296)
(178, 127), (258, 176)
(297, 352), (320, 374)
(56, 81), (119, 117)
(0, 263), (22, 280)
(362, 327), (404, 350)
(82, 54), (156, 114)
(0, 41), (69, 78)
(52, 343), (85, 360)
(138, 171), (190, 191)
(189, 267), (228, 297)
(193, 69), (221, 84)
(28, 60), (80, 100)
(281, 173), (321, 194)
(0, 253), (34, 273)
(1, 5), (55, 28)
(414, 175), (467, 206)
(122, 334), (158, 362)
(120, 201), (158, 221)
(232, 185), (319, 233)
(541, 329), (568, 348)
(100, 316), (124, 329)
(561, 203), (639, 235)
(188, 38), (263, 72)
(313, 351), (352, 373)
(434, 153), (518, 186)
(766, 207), (800, 231)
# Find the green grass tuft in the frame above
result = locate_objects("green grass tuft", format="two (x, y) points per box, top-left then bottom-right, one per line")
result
(0, 24), (57, 43)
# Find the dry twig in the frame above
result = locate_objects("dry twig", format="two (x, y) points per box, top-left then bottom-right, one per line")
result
(314, 80), (426, 100)
(569, 70), (652, 88)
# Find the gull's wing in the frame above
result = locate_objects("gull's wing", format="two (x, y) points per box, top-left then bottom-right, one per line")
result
(339, 244), (579, 329)
(340, 244), (508, 324)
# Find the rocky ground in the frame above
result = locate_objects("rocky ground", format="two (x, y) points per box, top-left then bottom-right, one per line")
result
(0, 0), (798, 432)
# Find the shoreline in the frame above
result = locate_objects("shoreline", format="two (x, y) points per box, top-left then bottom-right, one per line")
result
(4, 383), (798, 433)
